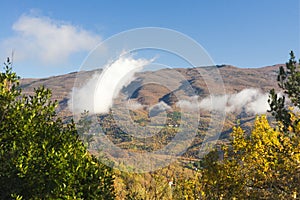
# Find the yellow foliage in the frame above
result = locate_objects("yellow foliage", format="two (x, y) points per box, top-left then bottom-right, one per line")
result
(201, 114), (300, 199)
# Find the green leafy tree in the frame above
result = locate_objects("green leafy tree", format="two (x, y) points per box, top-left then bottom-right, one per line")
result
(0, 58), (115, 199)
(268, 51), (300, 131)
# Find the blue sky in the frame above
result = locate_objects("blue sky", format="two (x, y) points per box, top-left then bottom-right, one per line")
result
(0, 0), (299, 77)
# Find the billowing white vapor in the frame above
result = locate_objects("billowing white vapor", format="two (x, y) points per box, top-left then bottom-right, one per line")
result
(177, 88), (270, 115)
(70, 55), (152, 114)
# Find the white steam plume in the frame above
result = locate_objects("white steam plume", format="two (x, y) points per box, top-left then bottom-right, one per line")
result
(149, 101), (171, 117)
(70, 55), (153, 114)
(126, 100), (144, 110)
(176, 96), (199, 111)
(201, 88), (270, 114)
(246, 92), (270, 114)
(177, 88), (270, 115)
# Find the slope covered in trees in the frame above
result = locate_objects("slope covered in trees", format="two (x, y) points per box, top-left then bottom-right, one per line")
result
(1, 52), (299, 199)
(113, 52), (300, 199)
(198, 51), (300, 199)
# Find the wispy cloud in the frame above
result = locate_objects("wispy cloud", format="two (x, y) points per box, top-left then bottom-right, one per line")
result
(176, 96), (199, 111)
(177, 88), (270, 115)
(199, 88), (270, 114)
(126, 100), (144, 110)
(149, 101), (171, 117)
(1, 13), (101, 65)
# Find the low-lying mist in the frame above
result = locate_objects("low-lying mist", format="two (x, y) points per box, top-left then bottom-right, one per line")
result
(70, 55), (271, 116)
(176, 88), (270, 115)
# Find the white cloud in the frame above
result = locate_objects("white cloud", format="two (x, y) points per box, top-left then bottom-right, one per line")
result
(149, 101), (171, 113)
(70, 54), (153, 114)
(171, 89), (271, 115)
(197, 88), (270, 114)
(176, 96), (199, 111)
(126, 101), (144, 110)
(1, 14), (101, 64)
(246, 92), (269, 114)
(199, 94), (228, 111)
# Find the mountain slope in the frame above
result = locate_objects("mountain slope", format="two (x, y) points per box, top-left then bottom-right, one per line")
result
(19, 64), (282, 158)
(20, 64), (280, 113)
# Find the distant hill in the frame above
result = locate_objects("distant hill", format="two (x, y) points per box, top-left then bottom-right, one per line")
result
(20, 64), (281, 115)
(19, 64), (283, 158)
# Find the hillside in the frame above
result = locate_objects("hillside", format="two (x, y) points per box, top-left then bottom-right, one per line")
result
(20, 64), (280, 111)
(19, 64), (282, 158)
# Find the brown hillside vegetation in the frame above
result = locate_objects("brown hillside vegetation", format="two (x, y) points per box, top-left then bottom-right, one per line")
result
(18, 64), (281, 159)
(20, 64), (280, 114)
